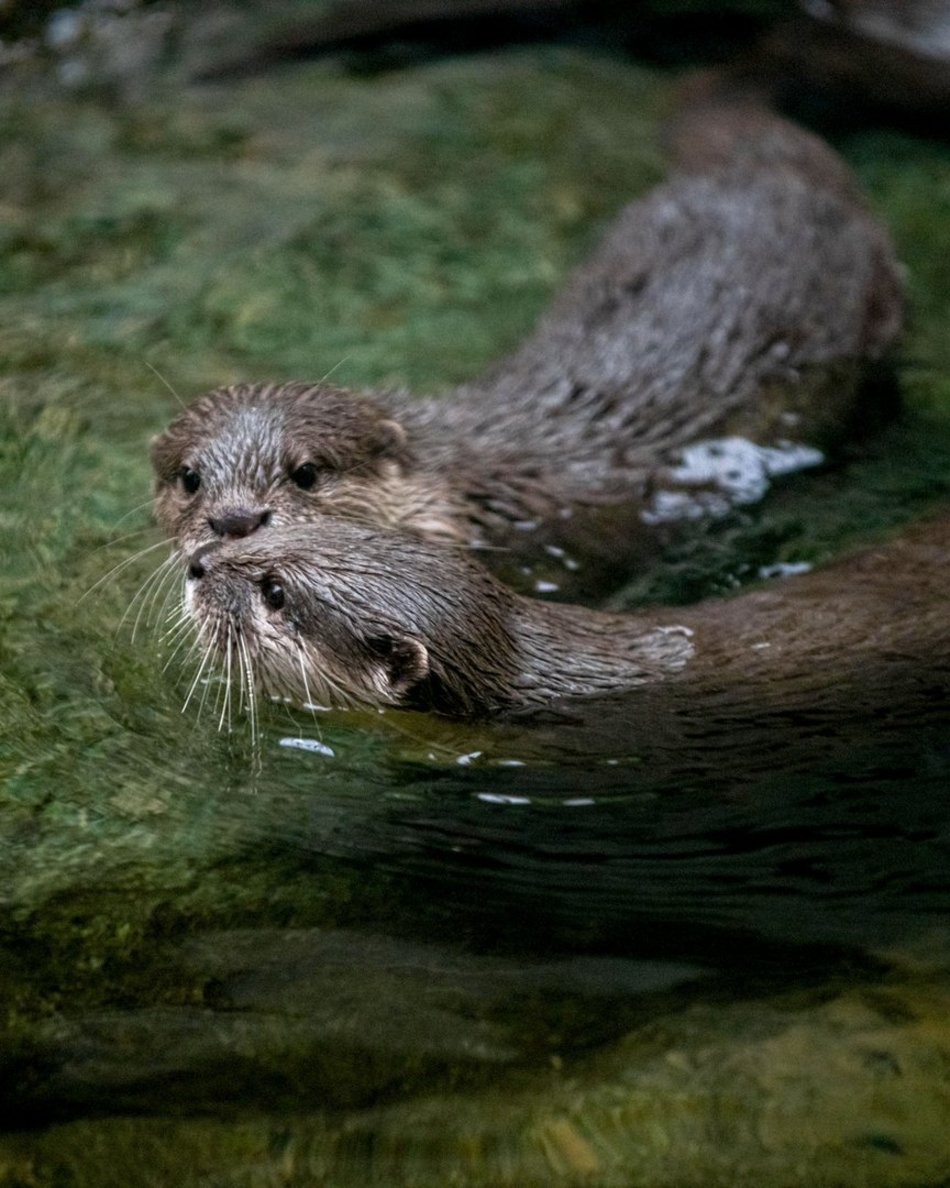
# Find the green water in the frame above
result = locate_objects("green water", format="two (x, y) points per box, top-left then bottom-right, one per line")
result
(2, 29), (950, 1188)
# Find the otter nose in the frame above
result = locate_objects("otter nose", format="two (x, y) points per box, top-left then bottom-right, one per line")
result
(208, 509), (271, 539)
(187, 542), (220, 581)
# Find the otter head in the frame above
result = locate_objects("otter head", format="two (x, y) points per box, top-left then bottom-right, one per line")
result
(151, 382), (419, 560)
(182, 520), (519, 717)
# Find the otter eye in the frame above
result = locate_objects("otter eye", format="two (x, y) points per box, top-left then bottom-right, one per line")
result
(290, 462), (318, 490)
(180, 467), (201, 495)
(260, 576), (285, 611)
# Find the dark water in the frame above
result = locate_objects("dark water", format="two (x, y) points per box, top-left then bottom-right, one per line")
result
(7, 696), (950, 1128)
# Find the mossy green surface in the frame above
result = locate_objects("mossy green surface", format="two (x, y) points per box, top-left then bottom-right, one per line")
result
(2, 32), (950, 1188)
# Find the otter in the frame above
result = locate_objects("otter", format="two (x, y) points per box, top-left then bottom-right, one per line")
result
(183, 514), (950, 719)
(151, 94), (902, 582)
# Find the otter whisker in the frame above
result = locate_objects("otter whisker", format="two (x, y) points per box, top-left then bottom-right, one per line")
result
(145, 359), (187, 411)
(79, 537), (177, 607)
(232, 626), (246, 723)
(240, 636), (250, 702)
(181, 646), (211, 717)
(195, 643), (219, 727)
(207, 632), (225, 729)
(219, 619), (238, 735)
(233, 625), (247, 736)
(160, 611), (201, 674)
(160, 601), (193, 644)
(181, 626), (216, 716)
(294, 642), (320, 717)
(319, 355), (351, 384)
(274, 639), (331, 750)
(161, 588), (197, 647)
(85, 521), (155, 559)
(151, 566), (188, 636)
(228, 645), (238, 734)
(180, 614), (220, 729)
(296, 639), (348, 711)
(162, 622), (194, 664)
(127, 552), (183, 642)
(120, 551), (180, 643)
(118, 557), (176, 637)
(236, 629), (259, 752)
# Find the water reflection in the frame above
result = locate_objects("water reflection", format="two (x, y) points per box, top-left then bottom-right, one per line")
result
(4, 683), (950, 1187)
(263, 704), (950, 957)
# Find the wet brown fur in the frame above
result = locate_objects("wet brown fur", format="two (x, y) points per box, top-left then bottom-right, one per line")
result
(152, 93), (903, 567)
(187, 514), (950, 718)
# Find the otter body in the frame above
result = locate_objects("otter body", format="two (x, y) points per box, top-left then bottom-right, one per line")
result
(185, 514), (950, 719)
(152, 98), (902, 575)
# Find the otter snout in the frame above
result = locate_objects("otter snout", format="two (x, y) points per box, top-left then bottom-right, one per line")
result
(187, 541), (222, 581)
(208, 508), (271, 540)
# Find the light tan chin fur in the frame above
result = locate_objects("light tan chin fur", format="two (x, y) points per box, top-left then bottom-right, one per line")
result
(259, 647), (377, 710)
(261, 633), (404, 711)
(195, 602), (391, 712)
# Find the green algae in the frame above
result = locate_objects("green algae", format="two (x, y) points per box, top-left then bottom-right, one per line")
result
(2, 27), (950, 1188)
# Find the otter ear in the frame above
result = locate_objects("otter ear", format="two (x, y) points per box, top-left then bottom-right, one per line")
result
(149, 430), (179, 480)
(370, 418), (409, 459)
(367, 633), (429, 699)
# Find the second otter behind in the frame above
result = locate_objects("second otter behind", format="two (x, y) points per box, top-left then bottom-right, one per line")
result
(151, 95), (902, 579)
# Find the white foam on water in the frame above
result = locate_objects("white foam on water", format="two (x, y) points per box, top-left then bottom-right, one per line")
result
(642, 437), (824, 525)
(279, 737), (335, 757)
(758, 561), (813, 580)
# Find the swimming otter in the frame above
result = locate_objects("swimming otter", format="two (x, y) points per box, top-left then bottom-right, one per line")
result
(183, 514), (950, 719)
(151, 95), (902, 578)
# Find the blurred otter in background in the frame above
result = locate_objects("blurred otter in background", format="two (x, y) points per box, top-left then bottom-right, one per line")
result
(152, 91), (902, 589)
